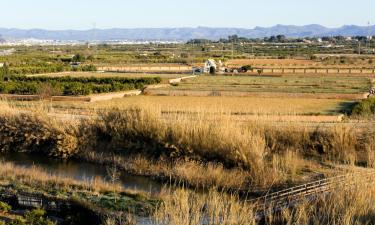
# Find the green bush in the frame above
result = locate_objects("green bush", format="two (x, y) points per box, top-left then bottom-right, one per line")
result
(25, 209), (56, 225)
(0, 76), (161, 96)
(80, 64), (97, 71)
(351, 98), (375, 116)
(0, 201), (11, 212)
(9, 217), (26, 225)
(240, 65), (253, 72)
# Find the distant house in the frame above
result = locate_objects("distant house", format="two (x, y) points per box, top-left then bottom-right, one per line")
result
(203, 59), (217, 74)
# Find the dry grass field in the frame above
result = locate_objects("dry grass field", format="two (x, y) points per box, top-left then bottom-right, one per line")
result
(226, 58), (375, 68)
(81, 96), (353, 116)
(227, 58), (318, 67)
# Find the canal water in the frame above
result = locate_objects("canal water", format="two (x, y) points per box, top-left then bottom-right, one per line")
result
(0, 152), (163, 194)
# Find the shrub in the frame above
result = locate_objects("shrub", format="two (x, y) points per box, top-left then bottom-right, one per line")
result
(240, 65), (252, 72)
(351, 98), (375, 116)
(0, 201), (11, 212)
(9, 217), (26, 225)
(80, 64), (97, 71)
(0, 112), (78, 158)
(25, 209), (56, 225)
(0, 76), (161, 96)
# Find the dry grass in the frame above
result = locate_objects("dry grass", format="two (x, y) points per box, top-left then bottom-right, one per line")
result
(81, 151), (252, 191)
(160, 75), (370, 95)
(154, 189), (256, 225)
(14, 95), (353, 119)
(153, 178), (375, 225)
(227, 58), (317, 67)
(1, 100), (373, 190)
(85, 96), (352, 116)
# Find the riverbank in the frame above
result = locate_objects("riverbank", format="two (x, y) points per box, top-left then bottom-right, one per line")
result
(1, 101), (374, 193)
(0, 162), (159, 224)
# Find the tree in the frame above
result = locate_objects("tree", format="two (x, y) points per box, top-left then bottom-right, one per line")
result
(228, 35), (239, 43)
(276, 35), (286, 43)
(106, 163), (121, 203)
(72, 54), (85, 62)
(240, 65), (253, 72)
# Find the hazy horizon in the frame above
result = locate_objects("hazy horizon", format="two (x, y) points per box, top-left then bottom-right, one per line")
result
(2, 0), (375, 30)
(1, 24), (375, 31)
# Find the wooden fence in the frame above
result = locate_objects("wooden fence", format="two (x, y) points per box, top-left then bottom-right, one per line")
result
(99, 66), (192, 73)
(251, 171), (375, 219)
(252, 68), (375, 75)
(0, 191), (68, 212)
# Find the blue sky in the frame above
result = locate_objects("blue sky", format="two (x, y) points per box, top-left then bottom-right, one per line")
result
(2, 0), (375, 29)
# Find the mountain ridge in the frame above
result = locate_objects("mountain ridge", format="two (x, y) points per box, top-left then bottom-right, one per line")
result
(0, 25), (375, 41)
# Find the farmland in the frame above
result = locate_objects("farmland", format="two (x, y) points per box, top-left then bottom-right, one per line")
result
(146, 75), (372, 98)
(0, 40), (375, 224)
(31, 71), (188, 80)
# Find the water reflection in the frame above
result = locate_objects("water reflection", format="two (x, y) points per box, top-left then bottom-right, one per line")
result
(0, 152), (163, 194)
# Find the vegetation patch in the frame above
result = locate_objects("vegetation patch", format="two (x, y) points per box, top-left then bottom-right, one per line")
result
(0, 162), (159, 224)
(0, 76), (161, 96)
(351, 97), (375, 117)
(1, 105), (374, 189)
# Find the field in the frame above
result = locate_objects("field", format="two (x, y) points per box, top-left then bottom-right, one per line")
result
(30, 71), (187, 80)
(46, 96), (352, 115)
(146, 75), (371, 99)
(227, 58), (319, 67)
(1, 42), (375, 224)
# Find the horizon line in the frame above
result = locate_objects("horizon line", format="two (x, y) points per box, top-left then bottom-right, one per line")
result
(1, 24), (374, 31)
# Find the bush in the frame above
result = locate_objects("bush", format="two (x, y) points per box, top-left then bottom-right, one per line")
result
(0, 113), (78, 158)
(80, 64), (97, 71)
(0, 76), (161, 96)
(24, 209), (56, 225)
(351, 98), (375, 116)
(0, 201), (11, 212)
(240, 65), (253, 72)
(9, 217), (26, 225)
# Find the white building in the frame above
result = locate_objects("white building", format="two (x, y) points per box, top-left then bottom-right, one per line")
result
(203, 59), (217, 74)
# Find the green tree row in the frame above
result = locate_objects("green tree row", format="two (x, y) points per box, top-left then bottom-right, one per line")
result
(0, 77), (161, 96)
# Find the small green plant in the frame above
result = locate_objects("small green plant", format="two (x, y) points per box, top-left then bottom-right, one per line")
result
(9, 217), (26, 225)
(24, 209), (56, 225)
(0, 201), (11, 213)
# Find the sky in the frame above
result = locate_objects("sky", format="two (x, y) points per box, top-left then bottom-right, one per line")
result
(1, 0), (375, 30)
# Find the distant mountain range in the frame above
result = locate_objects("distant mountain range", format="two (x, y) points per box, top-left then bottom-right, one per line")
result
(1, 25), (375, 41)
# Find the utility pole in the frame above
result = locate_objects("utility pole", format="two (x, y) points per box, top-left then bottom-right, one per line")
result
(92, 22), (97, 55)
(231, 41), (234, 60)
(367, 22), (371, 50)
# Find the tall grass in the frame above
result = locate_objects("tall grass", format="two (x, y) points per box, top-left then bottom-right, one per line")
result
(0, 101), (373, 189)
(153, 179), (375, 225)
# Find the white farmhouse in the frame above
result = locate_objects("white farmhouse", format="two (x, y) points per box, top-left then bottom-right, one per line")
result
(203, 59), (217, 74)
